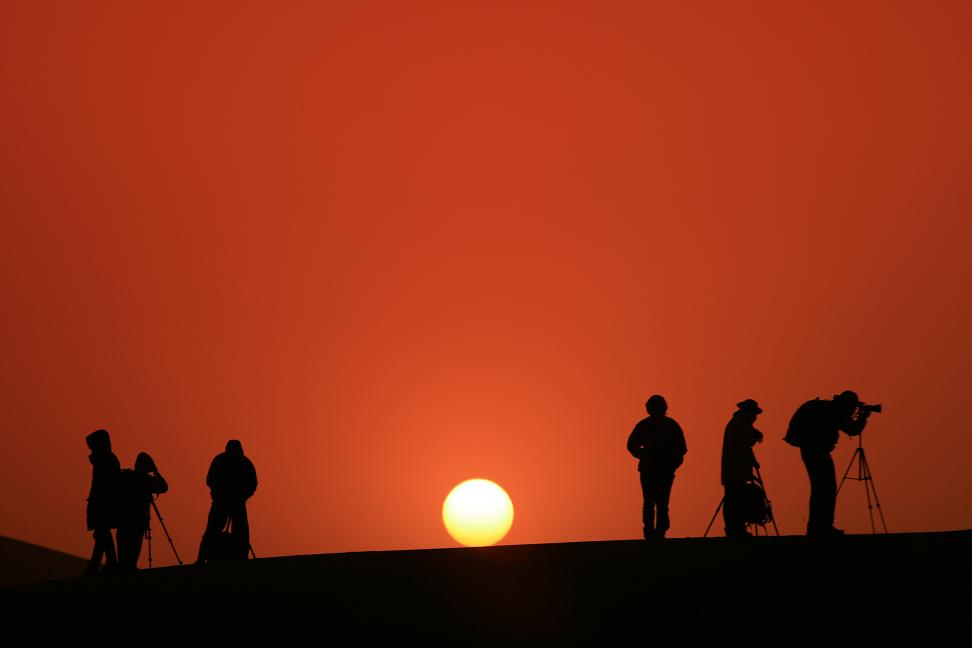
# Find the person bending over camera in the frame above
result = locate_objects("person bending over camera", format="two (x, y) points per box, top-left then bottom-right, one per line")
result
(785, 390), (873, 536)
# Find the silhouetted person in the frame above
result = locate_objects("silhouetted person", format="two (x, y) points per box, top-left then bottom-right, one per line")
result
(785, 390), (869, 536)
(116, 452), (169, 570)
(721, 399), (764, 537)
(84, 429), (120, 575)
(627, 395), (687, 539)
(196, 440), (257, 563)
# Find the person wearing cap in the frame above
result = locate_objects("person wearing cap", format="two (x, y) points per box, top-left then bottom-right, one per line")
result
(721, 399), (765, 537)
(627, 394), (688, 539)
(784, 390), (870, 536)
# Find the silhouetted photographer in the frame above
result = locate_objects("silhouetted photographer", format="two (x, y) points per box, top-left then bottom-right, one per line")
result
(196, 440), (257, 563)
(627, 395), (687, 539)
(721, 399), (765, 538)
(84, 429), (120, 575)
(116, 452), (169, 570)
(785, 390), (879, 536)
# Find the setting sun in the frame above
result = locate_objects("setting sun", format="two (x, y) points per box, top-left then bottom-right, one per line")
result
(442, 479), (514, 547)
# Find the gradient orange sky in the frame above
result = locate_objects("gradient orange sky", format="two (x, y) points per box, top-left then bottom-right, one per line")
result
(2, 1), (971, 564)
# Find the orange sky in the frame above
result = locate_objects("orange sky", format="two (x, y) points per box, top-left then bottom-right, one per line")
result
(2, 1), (971, 564)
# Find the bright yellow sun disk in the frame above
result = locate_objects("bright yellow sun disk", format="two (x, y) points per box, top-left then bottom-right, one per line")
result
(442, 479), (514, 547)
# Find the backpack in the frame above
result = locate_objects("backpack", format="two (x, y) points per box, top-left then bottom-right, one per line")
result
(784, 398), (824, 448)
(115, 469), (149, 528)
(207, 520), (250, 562)
(741, 482), (770, 525)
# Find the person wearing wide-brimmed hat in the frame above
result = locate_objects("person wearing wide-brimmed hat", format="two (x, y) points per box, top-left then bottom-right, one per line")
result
(721, 399), (765, 538)
(784, 390), (869, 536)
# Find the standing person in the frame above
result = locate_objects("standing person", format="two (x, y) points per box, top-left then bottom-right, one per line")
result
(626, 395), (688, 539)
(84, 429), (120, 575)
(785, 390), (870, 536)
(196, 440), (258, 563)
(721, 399), (764, 538)
(116, 452), (169, 570)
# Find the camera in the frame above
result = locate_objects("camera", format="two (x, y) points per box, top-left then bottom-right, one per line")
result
(858, 403), (882, 415)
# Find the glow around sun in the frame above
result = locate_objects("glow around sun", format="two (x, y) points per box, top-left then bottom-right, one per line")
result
(442, 479), (514, 547)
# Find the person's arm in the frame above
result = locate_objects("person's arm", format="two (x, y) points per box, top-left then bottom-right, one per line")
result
(676, 421), (687, 457)
(244, 459), (257, 500)
(150, 473), (169, 495)
(672, 421), (687, 470)
(206, 457), (218, 491)
(750, 426), (764, 446)
(841, 413), (868, 437)
(626, 426), (642, 459)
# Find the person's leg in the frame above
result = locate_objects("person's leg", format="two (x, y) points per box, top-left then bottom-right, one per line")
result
(85, 530), (105, 574)
(802, 449), (838, 534)
(820, 452), (837, 531)
(116, 526), (132, 570)
(640, 471), (655, 539)
(197, 501), (229, 563)
(230, 501), (250, 558)
(130, 526), (145, 568)
(93, 527), (117, 570)
(723, 484), (748, 537)
(655, 473), (675, 537)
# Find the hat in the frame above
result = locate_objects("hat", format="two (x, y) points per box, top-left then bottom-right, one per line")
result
(833, 390), (861, 405)
(736, 399), (763, 414)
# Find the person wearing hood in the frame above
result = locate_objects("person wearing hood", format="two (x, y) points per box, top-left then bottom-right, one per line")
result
(84, 429), (121, 575)
(196, 439), (258, 563)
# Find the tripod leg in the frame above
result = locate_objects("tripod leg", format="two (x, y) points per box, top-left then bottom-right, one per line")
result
(837, 448), (860, 496)
(764, 500), (780, 536)
(861, 457), (876, 533)
(146, 524), (153, 569)
(859, 451), (889, 533)
(151, 500), (184, 566)
(703, 498), (724, 538)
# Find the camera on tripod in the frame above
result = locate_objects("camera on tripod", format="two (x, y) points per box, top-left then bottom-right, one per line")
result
(858, 403), (882, 415)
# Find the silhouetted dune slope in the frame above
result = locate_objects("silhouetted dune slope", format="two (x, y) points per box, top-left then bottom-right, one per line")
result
(4, 531), (971, 645)
(0, 535), (87, 587)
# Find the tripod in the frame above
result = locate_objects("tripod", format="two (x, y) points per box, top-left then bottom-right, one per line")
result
(146, 497), (183, 568)
(704, 466), (779, 537)
(837, 433), (888, 533)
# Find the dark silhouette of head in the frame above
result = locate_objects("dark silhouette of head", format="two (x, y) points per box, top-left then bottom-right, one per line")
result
(736, 398), (763, 424)
(134, 452), (156, 473)
(645, 395), (668, 417)
(225, 439), (244, 457)
(833, 390), (861, 416)
(86, 429), (111, 453)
